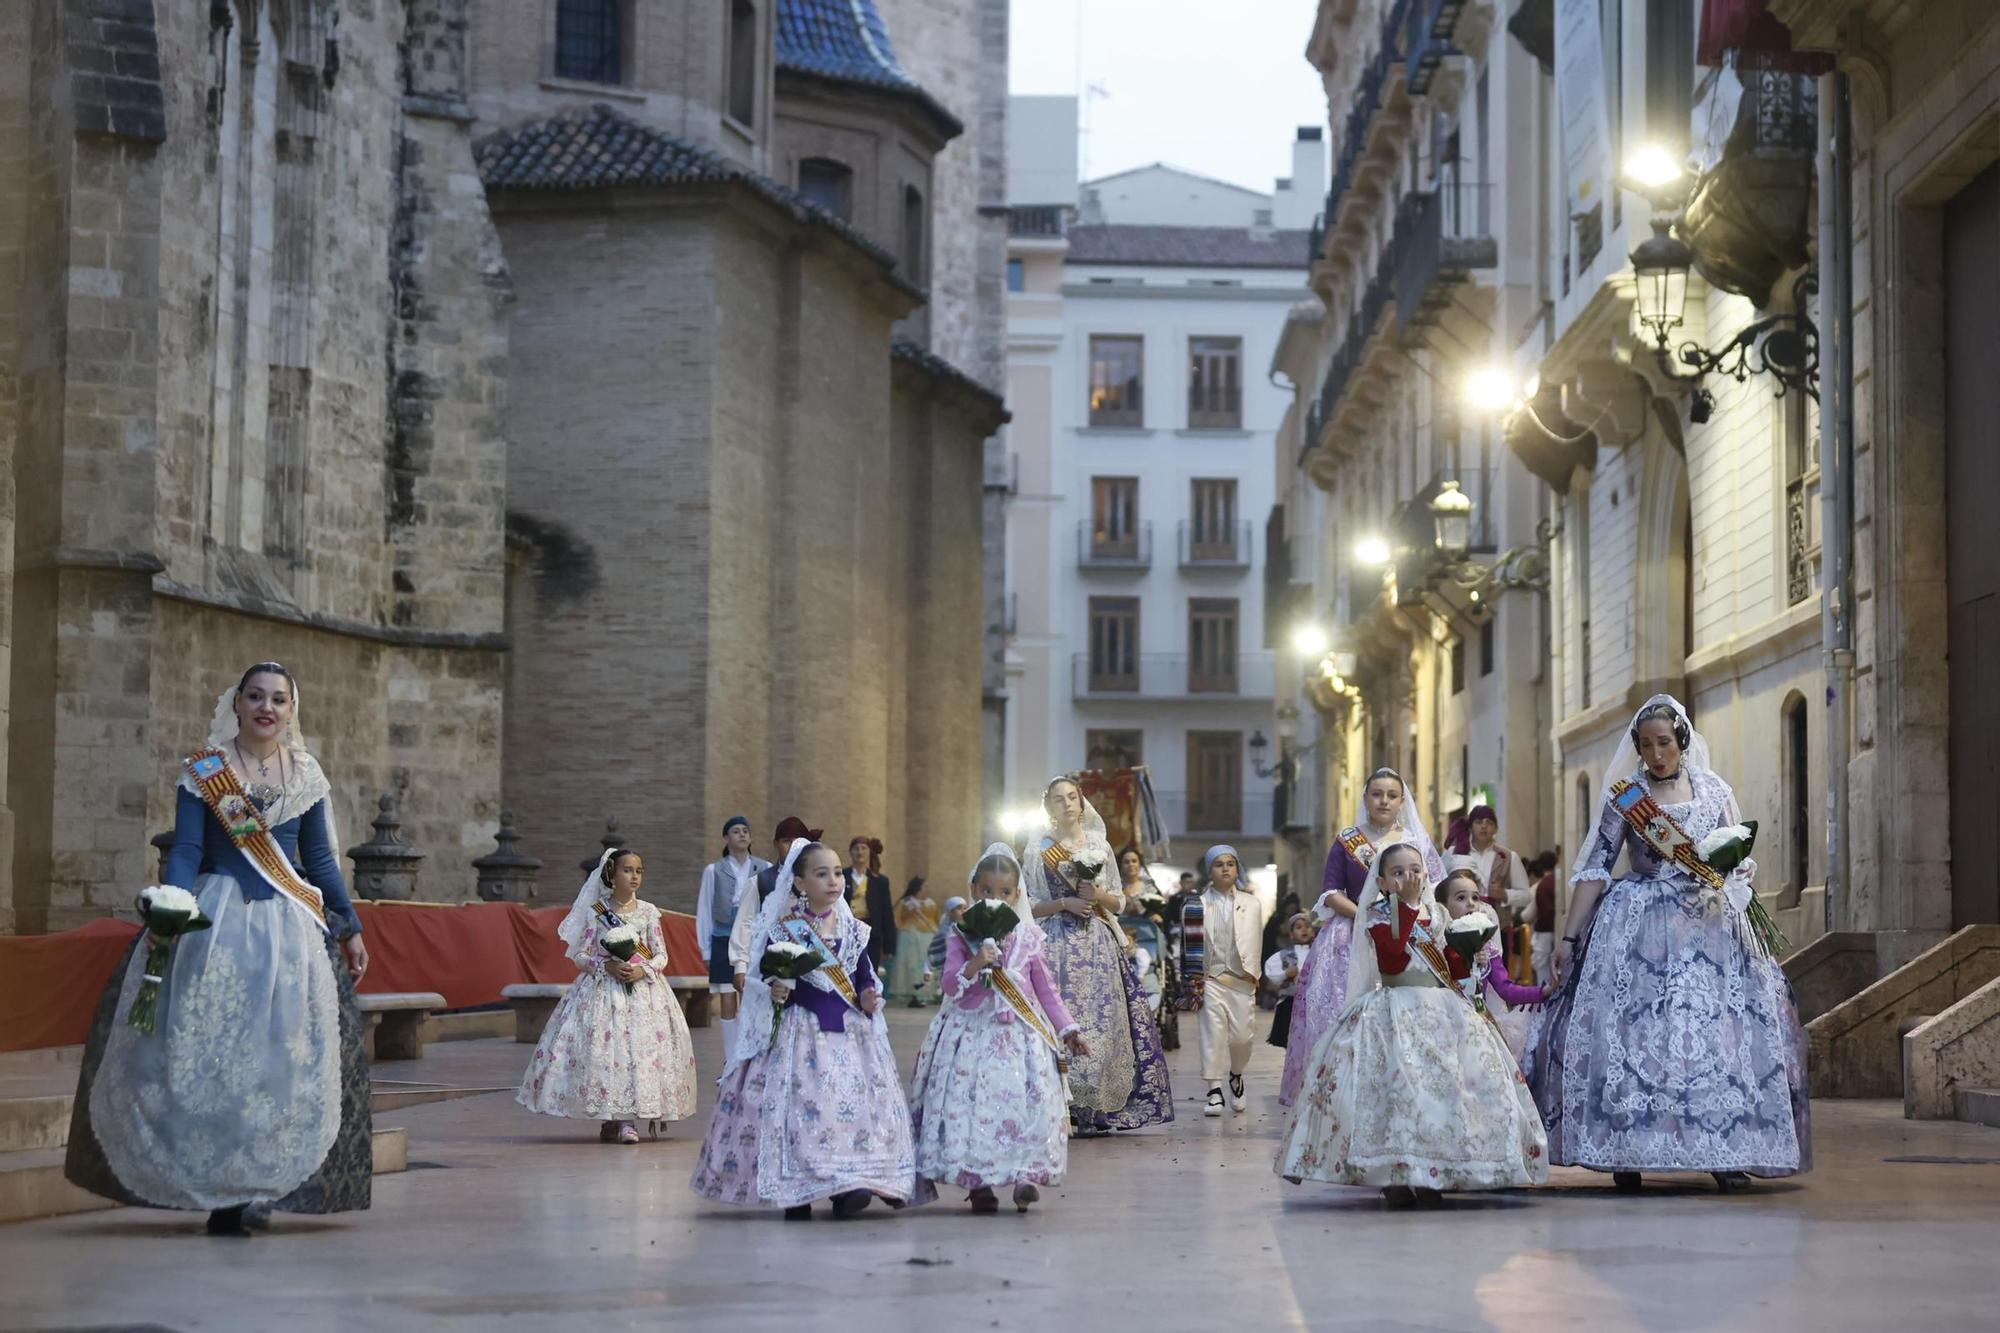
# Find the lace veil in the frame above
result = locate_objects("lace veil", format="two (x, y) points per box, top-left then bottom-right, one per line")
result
(968, 840), (1047, 970)
(179, 679), (334, 837)
(726, 838), (882, 1075)
(1596, 693), (1714, 810)
(1352, 767), (1447, 884)
(1021, 777), (1115, 904)
(557, 849), (618, 967)
(1343, 839), (1434, 1008)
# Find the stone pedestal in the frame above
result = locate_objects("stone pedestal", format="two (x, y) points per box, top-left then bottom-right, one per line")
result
(579, 817), (624, 872)
(348, 794), (426, 901)
(474, 810), (542, 902)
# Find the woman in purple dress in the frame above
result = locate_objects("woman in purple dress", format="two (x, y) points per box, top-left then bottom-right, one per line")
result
(1277, 767), (1446, 1106)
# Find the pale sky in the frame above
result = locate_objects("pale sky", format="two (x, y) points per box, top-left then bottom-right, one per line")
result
(1009, 0), (1329, 196)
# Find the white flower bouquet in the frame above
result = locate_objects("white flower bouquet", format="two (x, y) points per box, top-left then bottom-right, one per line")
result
(600, 923), (642, 992)
(1694, 819), (1789, 956)
(127, 885), (213, 1035)
(1443, 907), (1500, 963)
(758, 939), (827, 1043)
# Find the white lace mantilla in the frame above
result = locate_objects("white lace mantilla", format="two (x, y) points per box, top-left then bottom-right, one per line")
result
(178, 747), (333, 832)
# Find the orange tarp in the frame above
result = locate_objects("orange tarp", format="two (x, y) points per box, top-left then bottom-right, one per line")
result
(0, 901), (702, 1052)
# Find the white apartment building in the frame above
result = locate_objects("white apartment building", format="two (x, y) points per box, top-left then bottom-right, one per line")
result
(1001, 99), (1319, 866)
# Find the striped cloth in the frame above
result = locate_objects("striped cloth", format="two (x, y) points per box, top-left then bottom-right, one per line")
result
(1176, 896), (1206, 1011)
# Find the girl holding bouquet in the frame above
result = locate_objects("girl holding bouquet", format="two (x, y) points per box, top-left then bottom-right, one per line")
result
(690, 839), (915, 1219)
(1279, 767), (1445, 1107)
(1023, 775), (1173, 1134)
(517, 848), (697, 1142)
(1526, 695), (1810, 1192)
(909, 845), (1090, 1213)
(1275, 842), (1549, 1205)
(64, 663), (370, 1237)
(1435, 869), (1547, 1060)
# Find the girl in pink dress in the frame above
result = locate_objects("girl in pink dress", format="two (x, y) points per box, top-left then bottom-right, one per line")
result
(909, 844), (1091, 1213)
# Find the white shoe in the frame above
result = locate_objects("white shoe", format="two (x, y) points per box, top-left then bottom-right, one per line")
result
(1204, 1088), (1224, 1117)
(1227, 1074), (1247, 1113)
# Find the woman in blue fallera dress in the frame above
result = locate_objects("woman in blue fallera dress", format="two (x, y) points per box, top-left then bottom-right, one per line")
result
(65, 663), (371, 1235)
(1526, 695), (1810, 1192)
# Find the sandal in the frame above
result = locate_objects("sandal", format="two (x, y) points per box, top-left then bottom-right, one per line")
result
(616, 1122), (640, 1145)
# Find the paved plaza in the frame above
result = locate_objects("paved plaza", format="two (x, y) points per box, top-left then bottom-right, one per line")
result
(3, 1007), (1998, 1332)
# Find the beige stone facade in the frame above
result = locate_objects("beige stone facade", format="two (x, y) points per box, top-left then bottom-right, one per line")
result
(0, 0), (1007, 933)
(0, 0), (510, 933)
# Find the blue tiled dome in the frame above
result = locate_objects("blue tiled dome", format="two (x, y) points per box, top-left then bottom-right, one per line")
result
(775, 0), (919, 92)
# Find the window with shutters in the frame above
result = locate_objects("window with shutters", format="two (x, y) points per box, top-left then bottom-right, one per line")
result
(1188, 598), (1239, 693)
(1090, 477), (1140, 558)
(1188, 479), (1239, 562)
(1187, 731), (1244, 832)
(1089, 335), (1144, 426)
(1088, 597), (1140, 691)
(1187, 336), (1242, 428)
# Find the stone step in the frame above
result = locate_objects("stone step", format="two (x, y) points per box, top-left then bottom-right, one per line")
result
(1955, 1087), (2000, 1129)
(368, 1084), (513, 1113)
(0, 1096), (72, 1154)
(0, 1046), (83, 1076)
(0, 1127), (408, 1226)
(424, 1009), (513, 1043)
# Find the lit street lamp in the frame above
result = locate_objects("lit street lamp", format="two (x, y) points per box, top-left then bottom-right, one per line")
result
(1429, 480), (1473, 560)
(1353, 535), (1391, 567)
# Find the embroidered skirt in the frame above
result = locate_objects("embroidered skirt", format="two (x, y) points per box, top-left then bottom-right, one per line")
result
(1525, 874), (1811, 1177)
(516, 967), (698, 1122)
(1276, 985), (1549, 1191)
(909, 999), (1069, 1198)
(689, 1008), (915, 1208)
(65, 873), (370, 1213)
(1040, 912), (1174, 1129)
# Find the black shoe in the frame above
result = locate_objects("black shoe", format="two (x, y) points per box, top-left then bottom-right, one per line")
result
(1712, 1171), (1752, 1194)
(1612, 1171), (1642, 1194)
(783, 1204), (812, 1222)
(1381, 1185), (1416, 1207)
(1227, 1073), (1247, 1113)
(831, 1189), (873, 1219)
(242, 1202), (272, 1232)
(206, 1206), (253, 1237)
(1412, 1187), (1444, 1208)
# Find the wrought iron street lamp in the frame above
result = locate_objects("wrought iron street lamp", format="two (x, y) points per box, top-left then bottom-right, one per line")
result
(1429, 481), (1473, 560)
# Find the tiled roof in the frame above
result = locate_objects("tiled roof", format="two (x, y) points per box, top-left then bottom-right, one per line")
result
(474, 105), (901, 273)
(775, 0), (961, 137)
(1065, 224), (1315, 271)
(891, 340), (1006, 411)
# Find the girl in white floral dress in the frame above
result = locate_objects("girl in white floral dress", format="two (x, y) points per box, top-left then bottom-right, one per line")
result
(517, 849), (697, 1143)
(909, 844), (1090, 1213)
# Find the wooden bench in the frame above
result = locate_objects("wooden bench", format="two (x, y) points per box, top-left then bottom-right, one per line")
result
(500, 982), (569, 1044)
(668, 976), (711, 1028)
(356, 991), (447, 1062)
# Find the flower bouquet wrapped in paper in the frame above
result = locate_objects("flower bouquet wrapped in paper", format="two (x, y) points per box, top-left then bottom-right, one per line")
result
(1066, 855), (1105, 886)
(1443, 907), (1499, 964)
(1695, 819), (1788, 955)
(127, 885), (213, 1035)
(956, 898), (1021, 983)
(758, 940), (828, 1043)
(600, 923), (641, 993)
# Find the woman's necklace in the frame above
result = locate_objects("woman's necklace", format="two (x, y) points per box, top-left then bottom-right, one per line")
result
(234, 739), (287, 811)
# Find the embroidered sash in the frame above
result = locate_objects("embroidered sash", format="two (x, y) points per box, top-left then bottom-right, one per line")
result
(593, 901), (655, 960)
(1040, 841), (1130, 946)
(780, 918), (861, 1010)
(182, 748), (327, 930)
(1337, 825), (1377, 869)
(1607, 779), (1726, 891)
(987, 965), (1068, 1070)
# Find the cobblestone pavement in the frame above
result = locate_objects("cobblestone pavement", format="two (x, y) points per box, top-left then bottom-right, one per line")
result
(4, 1005), (1999, 1331)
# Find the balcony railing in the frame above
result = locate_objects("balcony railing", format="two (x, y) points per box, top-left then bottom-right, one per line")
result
(1395, 183), (1498, 337)
(1319, 0), (1416, 260)
(1179, 520), (1252, 570)
(1008, 205), (1069, 238)
(1151, 788), (1271, 839)
(1076, 520), (1153, 571)
(1405, 0), (1468, 96)
(1071, 651), (1277, 701)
